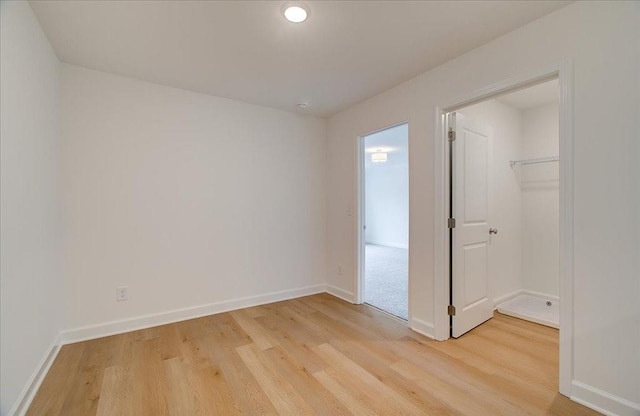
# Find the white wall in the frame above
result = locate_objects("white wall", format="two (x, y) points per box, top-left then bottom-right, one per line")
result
(521, 103), (560, 297)
(0, 2), (64, 414)
(60, 65), (327, 333)
(364, 124), (409, 248)
(457, 101), (523, 304)
(326, 1), (639, 413)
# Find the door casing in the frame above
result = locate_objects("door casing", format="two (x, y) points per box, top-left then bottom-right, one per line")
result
(433, 60), (573, 397)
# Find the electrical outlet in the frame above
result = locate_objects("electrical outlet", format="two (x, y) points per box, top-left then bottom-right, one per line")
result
(117, 286), (129, 301)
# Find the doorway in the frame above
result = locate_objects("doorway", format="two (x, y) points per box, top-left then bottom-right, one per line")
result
(359, 123), (409, 320)
(434, 67), (574, 396)
(445, 79), (560, 338)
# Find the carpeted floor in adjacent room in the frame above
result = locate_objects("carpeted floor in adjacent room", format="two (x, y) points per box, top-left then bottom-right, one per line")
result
(364, 243), (408, 320)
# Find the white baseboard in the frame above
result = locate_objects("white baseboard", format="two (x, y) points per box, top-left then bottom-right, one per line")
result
(410, 317), (435, 340)
(325, 284), (355, 303)
(523, 289), (559, 302)
(492, 289), (524, 309)
(492, 289), (560, 311)
(60, 284), (325, 345)
(366, 241), (409, 249)
(571, 380), (640, 416)
(9, 333), (62, 416)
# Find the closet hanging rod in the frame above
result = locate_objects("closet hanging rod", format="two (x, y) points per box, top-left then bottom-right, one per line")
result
(510, 156), (559, 168)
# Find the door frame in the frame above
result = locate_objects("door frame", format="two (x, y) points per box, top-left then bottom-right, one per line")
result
(433, 60), (573, 396)
(356, 122), (410, 323)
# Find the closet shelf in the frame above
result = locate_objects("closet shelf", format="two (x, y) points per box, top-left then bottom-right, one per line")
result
(510, 156), (559, 168)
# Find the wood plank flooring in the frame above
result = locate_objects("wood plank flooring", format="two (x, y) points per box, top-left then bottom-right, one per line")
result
(27, 293), (601, 415)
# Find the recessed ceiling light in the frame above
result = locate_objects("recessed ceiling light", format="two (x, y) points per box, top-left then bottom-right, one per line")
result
(283, 2), (309, 23)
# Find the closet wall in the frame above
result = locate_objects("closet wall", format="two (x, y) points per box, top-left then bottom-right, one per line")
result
(459, 98), (559, 305)
(521, 103), (560, 297)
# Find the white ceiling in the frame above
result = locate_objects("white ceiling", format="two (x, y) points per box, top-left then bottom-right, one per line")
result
(496, 79), (559, 110)
(30, 1), (571, 117)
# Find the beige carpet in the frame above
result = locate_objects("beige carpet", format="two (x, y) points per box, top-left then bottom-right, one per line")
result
(364, 244), (408, 320)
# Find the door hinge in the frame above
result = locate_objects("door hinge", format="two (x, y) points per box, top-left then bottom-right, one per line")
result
(448, 305), (456, 316)
(448, 129), (456, 142)
(447, 218), (456, 229)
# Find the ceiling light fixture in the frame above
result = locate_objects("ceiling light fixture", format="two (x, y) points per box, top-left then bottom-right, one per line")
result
(282, 2), (309, 23)
(371, 151), (388, 163)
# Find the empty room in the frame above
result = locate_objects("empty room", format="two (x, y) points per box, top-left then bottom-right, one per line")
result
(1, 1), (638, 415)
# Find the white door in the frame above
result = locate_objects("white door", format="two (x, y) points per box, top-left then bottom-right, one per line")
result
(449, 112), (494, 338)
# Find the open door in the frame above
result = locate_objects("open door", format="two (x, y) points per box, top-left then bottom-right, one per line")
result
(448, 112), (494, 338)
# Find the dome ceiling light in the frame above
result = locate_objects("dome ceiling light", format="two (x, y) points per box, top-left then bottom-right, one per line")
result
(282, 2), (309, 23)
(371, 150), (388, 163)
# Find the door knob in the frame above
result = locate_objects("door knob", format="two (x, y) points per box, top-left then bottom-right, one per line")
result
(489, 228), (498, 235)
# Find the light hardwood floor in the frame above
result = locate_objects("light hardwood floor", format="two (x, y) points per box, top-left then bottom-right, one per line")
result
(27, 293), (600, 415)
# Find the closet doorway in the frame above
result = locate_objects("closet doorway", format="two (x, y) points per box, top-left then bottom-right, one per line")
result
(445, 79), (560, 338)
(358, 123), (409, 320)
(433, 64), (574, 397)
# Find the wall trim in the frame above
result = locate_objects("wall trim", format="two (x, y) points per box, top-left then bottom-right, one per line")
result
(9, 333), (62, 416)
(60, 284), (325, 345)
(325, 284), (355, 303)
(492, 289), (524, 309)
(571, 381), (640, 416)
(522, 289), (559, 302)
(492, 289), (560, 311)
(409, 317), (435, 340)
